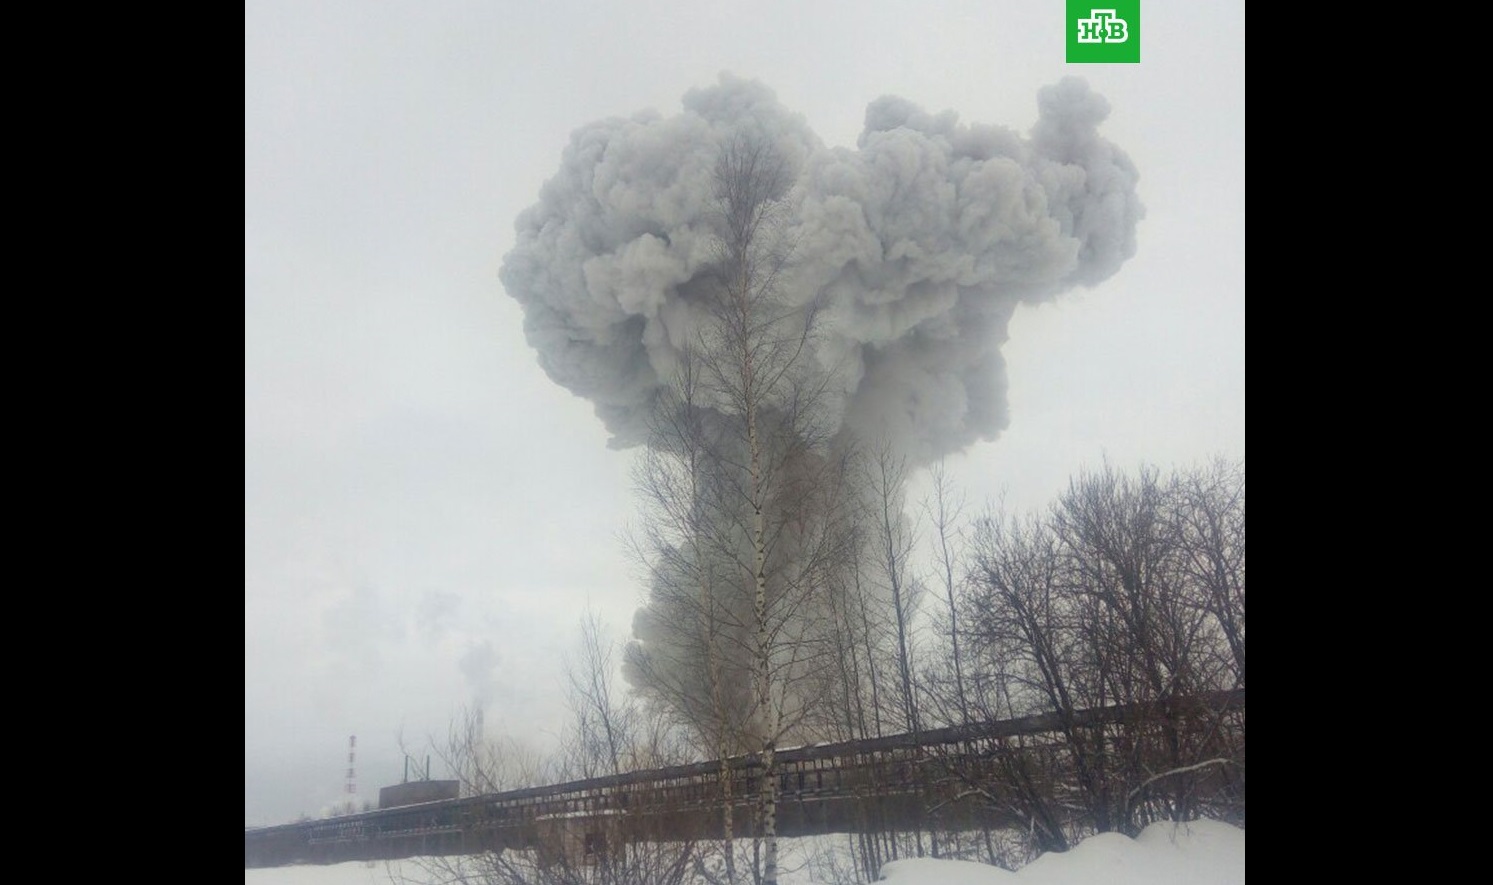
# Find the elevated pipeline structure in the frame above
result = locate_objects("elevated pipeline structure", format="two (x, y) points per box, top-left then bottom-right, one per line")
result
(245, 688), (1244, 868)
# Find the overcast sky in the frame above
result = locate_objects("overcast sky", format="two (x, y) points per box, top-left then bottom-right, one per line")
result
(245, 1), (1244, 827)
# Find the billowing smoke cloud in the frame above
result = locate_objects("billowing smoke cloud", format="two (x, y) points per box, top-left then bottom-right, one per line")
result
(500, 74), (1142, 466)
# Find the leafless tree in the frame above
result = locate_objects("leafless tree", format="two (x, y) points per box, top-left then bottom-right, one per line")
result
(962, 505), (1092, 850)
(1171, 457), (1244, 688)
(861, 441), (924, 738)
(921, 460), (971, 729)
(624, 339), (758, 882)
(622, 133), (861, 885)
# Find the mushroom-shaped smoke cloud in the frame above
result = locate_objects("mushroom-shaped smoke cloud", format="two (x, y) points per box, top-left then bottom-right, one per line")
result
(500, 74), (1143, 466)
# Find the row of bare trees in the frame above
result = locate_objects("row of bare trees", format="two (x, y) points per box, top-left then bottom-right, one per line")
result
(612, 132), (1245, 881)
(406, 452), (1244, 884)
(914, 457), (1245, 862)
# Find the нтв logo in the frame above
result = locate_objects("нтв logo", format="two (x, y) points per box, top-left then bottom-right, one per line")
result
(1067, 0), (1140, 63)
(1078, 10), (1128, 43)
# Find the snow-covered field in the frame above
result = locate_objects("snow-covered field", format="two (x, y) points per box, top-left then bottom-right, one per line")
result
(244, 818), (1244, 884)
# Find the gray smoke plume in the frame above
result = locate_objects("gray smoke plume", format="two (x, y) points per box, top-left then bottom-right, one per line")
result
(500, 73), (1142, 466)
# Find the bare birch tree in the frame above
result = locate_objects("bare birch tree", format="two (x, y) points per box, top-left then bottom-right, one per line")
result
(625, 344), (755, 881)
(623, 133), (858, 885)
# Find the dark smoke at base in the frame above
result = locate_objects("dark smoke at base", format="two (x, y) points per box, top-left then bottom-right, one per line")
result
(499, 73), (1143, 468)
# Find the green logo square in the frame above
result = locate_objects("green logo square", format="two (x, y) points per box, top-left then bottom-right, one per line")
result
(1067, 1), (1140, 63)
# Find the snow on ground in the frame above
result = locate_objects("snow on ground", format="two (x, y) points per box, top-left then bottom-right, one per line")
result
(879, 819), (1243, 883)
(244, 818), (1243, 884)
